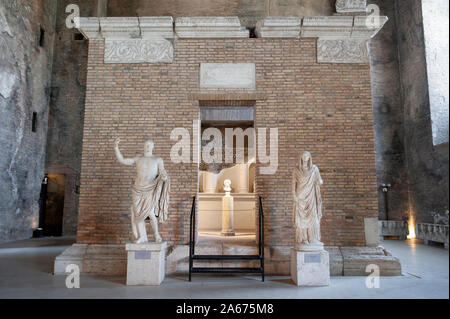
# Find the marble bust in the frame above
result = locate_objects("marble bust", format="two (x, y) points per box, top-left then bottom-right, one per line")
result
(115, 138), (170, 244)
(224, 179), (232, 194)
(292, 151), (324, 250)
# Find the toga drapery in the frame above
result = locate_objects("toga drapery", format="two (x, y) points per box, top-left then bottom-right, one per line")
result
(293, 165), (323, 244)
(131, 174), (170, 223)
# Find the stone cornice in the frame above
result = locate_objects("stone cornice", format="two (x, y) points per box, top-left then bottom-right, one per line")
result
(302, 16), (354, 38)
(256, 15), (387, 40)
(174, 16), (249, 38)
(140, 17), (175, 39)
(255, 16), (301, 38)
(78, 15), (388, 64)
(79, 15), (387, 41)
(255, 15), (387, 64)
(78, 16), (174, 40)
(100, 17), (140, 39)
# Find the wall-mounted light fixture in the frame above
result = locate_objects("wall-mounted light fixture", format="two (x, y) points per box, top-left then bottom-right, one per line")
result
(380, 183), (392, 220)
(381, 183), (391, 193)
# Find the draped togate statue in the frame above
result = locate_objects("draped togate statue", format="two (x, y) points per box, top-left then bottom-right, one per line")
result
(115, 138), (170, 244)
(292, 151), (324, 250)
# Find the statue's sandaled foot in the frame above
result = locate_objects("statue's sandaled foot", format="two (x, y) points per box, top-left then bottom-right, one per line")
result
(136, 236), (148, 244)
(155, 234), (162, 243)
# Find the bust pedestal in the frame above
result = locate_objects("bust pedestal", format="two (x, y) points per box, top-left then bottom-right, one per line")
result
(125, 242), (166, 286)
(221, 191), (235, 236)
(290, 244), (330, 287)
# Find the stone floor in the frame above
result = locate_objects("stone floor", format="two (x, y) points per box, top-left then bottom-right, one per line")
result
(0, 237), (447, 299)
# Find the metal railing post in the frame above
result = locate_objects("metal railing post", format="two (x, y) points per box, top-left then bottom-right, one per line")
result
(189, 196), (195, 282)
(259, 196), (265, 282)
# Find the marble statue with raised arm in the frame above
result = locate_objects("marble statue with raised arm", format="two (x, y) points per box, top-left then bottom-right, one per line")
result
(292, 151), (324, 250)
(115, 138), (170, 244)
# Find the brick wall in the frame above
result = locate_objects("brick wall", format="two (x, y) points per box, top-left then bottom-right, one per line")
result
(77, 38), (377, 247)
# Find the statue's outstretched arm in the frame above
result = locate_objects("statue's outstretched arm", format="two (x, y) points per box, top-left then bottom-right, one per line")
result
(114, 138), (136, 166)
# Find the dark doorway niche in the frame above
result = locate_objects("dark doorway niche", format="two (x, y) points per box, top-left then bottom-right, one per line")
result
(43, 174), (66, 236)
(32, 112), (37, 132)
(198, 101), (257, 239)
(73, 33), (85, 41)
(39, 27), (45, 47)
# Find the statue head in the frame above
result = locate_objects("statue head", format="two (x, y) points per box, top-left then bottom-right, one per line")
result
(224, 179), (232, 192)
(144, 140), (154, 156)
(300, 151), (312, 172)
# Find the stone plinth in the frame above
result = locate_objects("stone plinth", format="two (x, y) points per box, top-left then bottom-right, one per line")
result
(125, 242), (166, 286)
(341, 246), (401, 276)
(54, 244), (87, 275)
(290, 248), (330, 286)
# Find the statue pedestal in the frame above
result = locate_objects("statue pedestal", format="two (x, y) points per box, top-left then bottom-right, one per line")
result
(221, 194), (235, 236)
(125, 242), (166, 286)
(290, 247), (330, 287)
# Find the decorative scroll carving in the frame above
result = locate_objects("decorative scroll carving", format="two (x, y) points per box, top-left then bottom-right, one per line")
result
(104, 38), (173, 64)
(336, 0), (367, 13)
(317, 39), (368, 64)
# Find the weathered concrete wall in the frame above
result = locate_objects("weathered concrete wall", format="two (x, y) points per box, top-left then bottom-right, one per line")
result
(394, 0), (449, 223)
(45, 0), (96, 236)
(368, 0), (410, 221)
(107, 0), (334, 28)
(0, 0), (57, 242)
